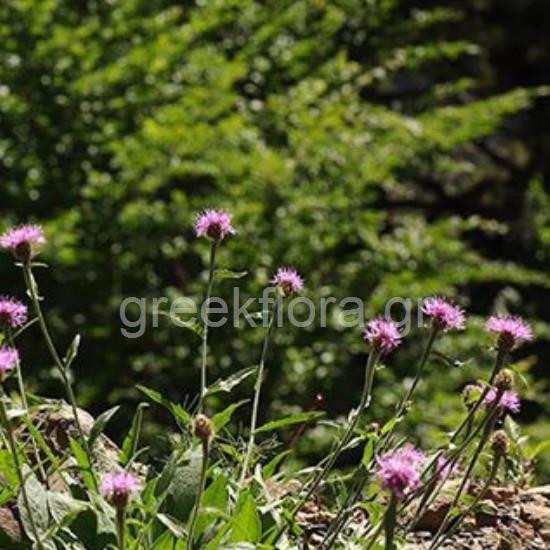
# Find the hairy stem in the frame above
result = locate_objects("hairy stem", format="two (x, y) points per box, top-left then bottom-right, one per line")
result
(22, 263), (96, 489)
(394, 329), (438, 421)
(448, 348), (506, 444)
(384, 494), (398, 550)
(324, 331), (439, 546)
(187, 438), (210, 550)
(5, 328), (47, 483)
(0, 391), (44, 548)
(432, 452), (501, 550)
(404, 401), (498, 522)
(272, 350), (380, 545)
(198, 241), (217, 413)
(429, 404), (499, 548)
(239, 299), (279, 487)
(116, 507), (126, 550)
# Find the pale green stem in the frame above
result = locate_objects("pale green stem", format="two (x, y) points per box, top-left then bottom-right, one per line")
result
(116, 507), (126, 550)
(393, 329), (438, 422)
(404, 401), (498, 522)
(429, 404), (499, 548)
(239, 299), (278, 487)
(323, 332), (439, 547)
(0, 390), (44, 548)
(187, 438), (209, 550)
(22, 263), (97, 489)
(431, 453), (501, 550)
(402, 347), (508, 519)
(271, 350), (381, 545)
(198, 241), (217, 414)
(364, 518), (385, 550)
(5, 328), (47, 483)
(448, 347), (506, 444)
(384, 494), (398, 550)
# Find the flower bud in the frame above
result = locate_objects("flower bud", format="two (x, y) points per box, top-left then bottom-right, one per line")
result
(494, 369), (514, 392)
(491, 430), (509, 456)
(193, 414), (214, 442)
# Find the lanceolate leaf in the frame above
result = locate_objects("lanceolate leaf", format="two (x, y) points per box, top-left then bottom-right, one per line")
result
(206, 366), (258, 396)
(137, 385), (191, 429)
(254, 411), (324, 434)
(120, 402), (149, 466)
(214, 269), (248, 280)
(212, 400), (249, 432)
(228, 492), (261, 544)
(88, 405), (120, 450)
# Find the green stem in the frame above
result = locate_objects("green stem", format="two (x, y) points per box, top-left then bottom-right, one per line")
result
(187, 439), (209, 550)
(116, 507), (126, 550)
(22, 263), (97, 489)
(402, 347), (508, 520)
(448, 348), (506, 444)
(239, 299), (279, 487)
(384, 494), (398, 550)
(404, 401), (498, 521)
(0, 390), (44, 548)
(429, 404), (499, 549)
(323, 331), (439, 547)
(5, 328), (47, 484)
(198, 241), (217, 414)
(431, 453), (501, 550)
(394, 329), (438, 421)
(364, 517), (386, 550)
(272, 350), (381, 545)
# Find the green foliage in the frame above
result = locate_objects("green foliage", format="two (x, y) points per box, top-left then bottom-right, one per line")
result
(1, 3), (549, 538)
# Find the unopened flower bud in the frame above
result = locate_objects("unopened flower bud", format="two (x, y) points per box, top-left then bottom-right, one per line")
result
(491, 430), (509, 456)
(193, 414), (214, 442)
(494, 369), (514, 392)
(367, 422), (380, 433)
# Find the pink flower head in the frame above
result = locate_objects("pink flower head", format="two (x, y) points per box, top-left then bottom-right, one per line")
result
(271, 266), (304, 295)
(194, 209), (235, 241)
(0, 224), (46, 261)
(0, 297), (28, 328)
(484, 388), (521, 414)
(376, 445), (425, 499)
(485, 315), (533, 351)
(0, 346), (19, 382)
(436, 455), (458, 480)
(421, 297), (465, 332)
(364, 318), (402, 354)
(100, 471), (140, 508)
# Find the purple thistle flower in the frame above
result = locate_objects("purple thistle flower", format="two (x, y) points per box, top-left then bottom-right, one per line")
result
(364, 318), (402, 354)
(484, 388), (521, 414)
(485, 315), (533, 351)
(0, 346), (19, 382)
(194, 209), (235, 241)
(376, 445), (425, 499)
(421, 296), (465, 332)
(271, 266), (304, 295)
(0, 224), (46, 261)
(0, 297), (28, 328)
(100, 471), (140, 508)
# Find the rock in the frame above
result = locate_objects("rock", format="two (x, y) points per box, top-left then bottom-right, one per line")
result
(482, 484), (517, 504)
(0, 506), (21, 543)
(520, 502), (550, 542)
(524, 485), (550, 500)
(17, 401), (147, 480)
